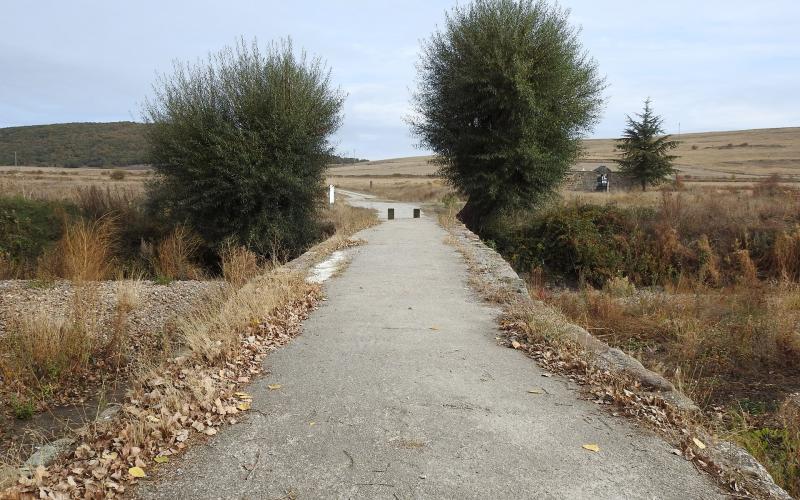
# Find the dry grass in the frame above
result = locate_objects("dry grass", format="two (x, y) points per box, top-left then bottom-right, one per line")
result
(0, 278), (146, 397)
(579, 127), (800, 180)
(321, 201), (379, 236)
(329, 175), (454, 202)
(74, 185), (143, 220)
(53, 216), (119, 281)
(177, 271), (309, 361)
(1, 285), (100, 390)
(326, 128), (800, 183)
(0, 166), (148, 201)
(220, 243), (262, 288)
(327, 156), (437, 176)
(543, 284), (800, 495)
(154, 226), (202, 281)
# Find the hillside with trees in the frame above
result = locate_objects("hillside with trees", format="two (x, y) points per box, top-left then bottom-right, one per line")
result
(0, 122), (365, 168)
(0, 122), (150, 167)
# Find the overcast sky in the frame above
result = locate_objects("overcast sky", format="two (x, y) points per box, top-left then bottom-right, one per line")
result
(2, 0), (799, 159)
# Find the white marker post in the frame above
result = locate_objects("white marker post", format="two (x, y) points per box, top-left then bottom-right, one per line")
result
(329, 184), (335, 205)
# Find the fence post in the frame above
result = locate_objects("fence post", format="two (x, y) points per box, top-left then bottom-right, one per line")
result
(388, 208), (394, 220)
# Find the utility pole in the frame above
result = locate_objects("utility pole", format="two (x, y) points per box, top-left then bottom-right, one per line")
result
(14, 151), (17, 167)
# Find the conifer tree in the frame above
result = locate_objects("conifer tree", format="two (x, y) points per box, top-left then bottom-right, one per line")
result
(616, 99), (679, 191)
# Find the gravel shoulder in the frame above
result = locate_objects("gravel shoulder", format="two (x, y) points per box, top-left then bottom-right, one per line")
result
(0, 279), (221, 340)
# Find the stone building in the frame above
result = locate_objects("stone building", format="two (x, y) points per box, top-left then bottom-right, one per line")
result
(564, 165), (637, 192)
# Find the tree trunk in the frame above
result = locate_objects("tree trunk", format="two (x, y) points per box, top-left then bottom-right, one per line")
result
(641, 180), (647, 192)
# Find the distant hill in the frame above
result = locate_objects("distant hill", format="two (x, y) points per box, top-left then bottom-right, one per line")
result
(329, 155), (369, 165)
(329, 127), (800, 180)
(0, 122), (150, 167)
(0, 121), (367, 168)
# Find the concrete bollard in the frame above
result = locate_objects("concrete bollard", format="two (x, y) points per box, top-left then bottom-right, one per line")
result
(413, 208), (420, 218)
(388, 208), (394, 220)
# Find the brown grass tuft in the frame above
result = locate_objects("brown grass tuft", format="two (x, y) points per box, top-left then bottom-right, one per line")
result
(220, 243), (262, 288)
(773, 227), (800, 282)
(177, 270), (309, 361)
(0, 285), (101, 389)
(58, 216), (118, 281)
(154, 225), (202, 280)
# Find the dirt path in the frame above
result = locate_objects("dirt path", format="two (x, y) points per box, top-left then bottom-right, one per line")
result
(139, 201), (722, 499)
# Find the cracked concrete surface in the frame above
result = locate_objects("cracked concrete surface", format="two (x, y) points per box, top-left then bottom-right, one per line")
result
(139, 208), (722, 499)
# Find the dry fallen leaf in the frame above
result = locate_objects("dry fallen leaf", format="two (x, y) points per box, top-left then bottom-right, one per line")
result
(237, 402), (251, 411)
(267, 384), (282, 390)
(692, 438), (707, 450)
(582, 444), (600, 453)
(128, 467), (146, 478)
(511, 340), (521, 349)
(429, 326), (440, 331)
(153, 456), (169, 464)
(234, 392), (251, 399)
(527, 388), (545, 395)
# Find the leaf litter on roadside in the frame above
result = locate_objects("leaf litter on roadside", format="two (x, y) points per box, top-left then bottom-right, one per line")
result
(6, 281), (322, 498)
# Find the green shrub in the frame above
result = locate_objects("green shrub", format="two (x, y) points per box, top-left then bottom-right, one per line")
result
(10, 395), (35, 420)
(0, 196), (74, 278)
(109, 169), (126, 180)
(494, 203), (660, 287)
(737, 427), (799, 495)
(491, 188), (800, 289)
(144, 38), (344, 258)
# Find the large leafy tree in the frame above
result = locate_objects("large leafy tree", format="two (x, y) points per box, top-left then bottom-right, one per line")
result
(144, 39), (344, 256)
(412, 0), (605, 232)
(616, 99), (679, 191)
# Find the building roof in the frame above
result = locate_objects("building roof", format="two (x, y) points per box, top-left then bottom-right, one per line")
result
(593, 165), (612, 174)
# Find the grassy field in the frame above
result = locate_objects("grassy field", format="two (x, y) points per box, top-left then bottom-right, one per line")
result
(579, 127), (800, 180)
(328, 127), (800, 183)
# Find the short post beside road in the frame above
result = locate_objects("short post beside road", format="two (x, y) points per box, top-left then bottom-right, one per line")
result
(413, 208), (420, 218)
(387, 208), (395, 220)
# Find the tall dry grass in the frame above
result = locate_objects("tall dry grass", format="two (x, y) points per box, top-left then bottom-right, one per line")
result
(177, 271), (309, 361)
(1, 285), (99, 388)
(321, 202), (378, 238)
(220, 243), (262, 288)
(546, 283), (800, 495)
(38, 216), (119, 281)
(0, 279), (143, 399)
(154, 225), (202, 280)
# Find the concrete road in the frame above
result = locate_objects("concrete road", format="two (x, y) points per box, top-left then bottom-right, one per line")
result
(140, 204), (722, 499)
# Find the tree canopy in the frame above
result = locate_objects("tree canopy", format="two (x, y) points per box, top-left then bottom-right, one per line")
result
(143, 39), (344, 256)
(411, 0), (605, 231)
(616, 99), (679, 191)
